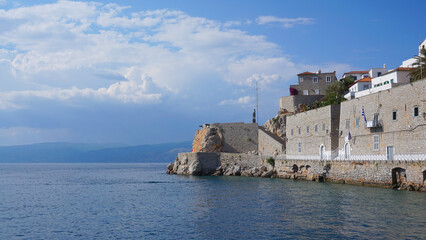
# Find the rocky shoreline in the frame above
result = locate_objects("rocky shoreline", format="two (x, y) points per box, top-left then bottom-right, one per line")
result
(166, 153), (426, 192)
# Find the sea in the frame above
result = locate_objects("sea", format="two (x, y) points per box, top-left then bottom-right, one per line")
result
(0, 163), (425, 240)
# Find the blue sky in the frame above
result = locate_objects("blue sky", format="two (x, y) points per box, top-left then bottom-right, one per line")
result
(0, 0), (425, 146)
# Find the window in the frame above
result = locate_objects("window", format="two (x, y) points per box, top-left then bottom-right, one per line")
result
(353, 76), (357, 80)
(307, 126), (310, 133)
(346, 120), (350, 129)
(313, 77), (318, 83)
(315, 124), (318, 132)
(390, 79), (394, 83)
(363, 75), (369, 78)
(298, 128), (301, 135)
(355, 118), (360, 127)
(414, 106), (419, 117)
(298, 142), (302, 153)
(387, 146), (394, 161)
(377, 72), (382, 76)
(315, 89), (319, 95)
(384, 81), (389, 85)
(303, 90), (309, 95)
(363, 85), (369, 90)
(326, 76), (331, 82)
(392, 111), (397, 121)
(373, 135), (380, 151)
(291, 129), (294, 136)
(322, 123), (326, 131)
(300, 77), (304, 82)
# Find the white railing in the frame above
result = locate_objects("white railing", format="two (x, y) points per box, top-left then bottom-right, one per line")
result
(282, 153), (426, 161)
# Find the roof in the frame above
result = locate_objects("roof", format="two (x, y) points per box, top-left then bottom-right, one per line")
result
(391, 67), (413, 71)
(343, 71), (369, 75)
(348, 77), (371, 88)
(378, 67), (413, 77)
(297, 71), (315, 75)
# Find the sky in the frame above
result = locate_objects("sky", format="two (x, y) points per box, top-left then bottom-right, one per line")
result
(0, 0), (425, 146)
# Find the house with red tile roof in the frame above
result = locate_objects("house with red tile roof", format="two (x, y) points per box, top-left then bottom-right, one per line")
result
(289, 70), (337, 96)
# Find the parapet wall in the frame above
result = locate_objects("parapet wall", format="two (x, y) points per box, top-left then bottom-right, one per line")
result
(280, 95), (323, 111)
(210, 122), (258, 153)
(274, 157), (426, 189)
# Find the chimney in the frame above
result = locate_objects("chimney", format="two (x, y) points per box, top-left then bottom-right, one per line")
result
(383, 64), (386, 69)
(317, 69), (321, 74)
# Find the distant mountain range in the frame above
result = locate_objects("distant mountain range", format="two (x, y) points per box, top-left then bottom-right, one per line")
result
(0, 141), (192, 163)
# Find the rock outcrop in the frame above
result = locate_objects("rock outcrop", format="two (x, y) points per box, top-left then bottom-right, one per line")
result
(192, 126), (223, 153)
(263, 108), (293, 140)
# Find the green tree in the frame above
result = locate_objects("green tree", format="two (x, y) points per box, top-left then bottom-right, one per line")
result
(341, 75), (355, 89)
(410, 48), (426, 82)
(323, 81), (346, 105)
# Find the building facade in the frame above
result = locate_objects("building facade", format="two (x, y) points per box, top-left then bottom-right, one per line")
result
(338, 79), (425, 161)
(290, 70), (337, 96)
(285, 105), (340, 160)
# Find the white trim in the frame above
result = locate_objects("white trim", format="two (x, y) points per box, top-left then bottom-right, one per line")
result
(313, 77), (318, 83)
(284, 153), (426, 161)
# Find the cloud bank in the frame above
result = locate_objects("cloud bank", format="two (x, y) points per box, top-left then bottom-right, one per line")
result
(0, 1), (317, 109)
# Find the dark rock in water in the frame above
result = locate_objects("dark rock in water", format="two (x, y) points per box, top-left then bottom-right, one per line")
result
(166, 163), (174, 174)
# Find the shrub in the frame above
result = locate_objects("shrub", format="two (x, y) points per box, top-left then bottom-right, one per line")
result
(267, 157), (275, 167)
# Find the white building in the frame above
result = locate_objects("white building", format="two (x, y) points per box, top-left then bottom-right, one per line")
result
(370, 67), (412, 92)
(401, 38), (426, 68)
(342, 65), (388, 80)
(344, 77), (372, 100)
(342, 71), (369, 81)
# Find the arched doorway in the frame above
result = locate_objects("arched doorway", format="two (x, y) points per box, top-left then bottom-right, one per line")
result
(392, 168), (406, 187)
(292, 164), (299, 173)
(344, 143), (350, 159)
(320, 145), (325, 160)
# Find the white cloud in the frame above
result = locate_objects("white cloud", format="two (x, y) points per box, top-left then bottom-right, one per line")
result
(0, 1), (324, 110)
(220, 96), (253, 106)
(0, 70), (162, 109)
(256, 16), (314, 28)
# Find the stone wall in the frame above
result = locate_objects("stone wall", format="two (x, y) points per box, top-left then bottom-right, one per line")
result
(210, 122), (258, 153)
(258, 127), (285, 156)
(219, 153), (263, 169)
(292, 71), (338, 95)
(280, 95), (323, 111)
(338, 79), (426, 159)
(285, 105), (340, 159)
(274, 158), (426, 190)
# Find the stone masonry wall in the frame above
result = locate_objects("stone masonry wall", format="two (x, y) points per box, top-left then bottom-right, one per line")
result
(286, 105), (340, 157)
(280, 95), (323, 111)
(274, 158), (426, 189)
(339, 79), (426, 158)
(291, 71), (337, 96)
(258, 128), (285, 156)
(210, 122), (258, 153)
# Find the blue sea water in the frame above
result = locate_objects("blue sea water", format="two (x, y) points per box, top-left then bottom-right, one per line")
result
(0, 163), (425, 240)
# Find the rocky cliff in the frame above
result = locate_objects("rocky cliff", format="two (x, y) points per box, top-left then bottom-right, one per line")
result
(192, 126), (223, 152)
(263, 108), (293, 140)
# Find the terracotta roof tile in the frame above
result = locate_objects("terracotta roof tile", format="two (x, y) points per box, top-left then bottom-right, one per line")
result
(297, 71), (315, 75)
(344, 71), (369, 74)
(348, 77), (371, 88)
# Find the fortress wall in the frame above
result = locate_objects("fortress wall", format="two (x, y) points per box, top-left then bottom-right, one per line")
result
(210, 122), (258, 153)
(280, 95), (323, 111)
(258, 128), (285, 156)
(274, 158), (426, 188)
